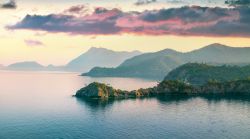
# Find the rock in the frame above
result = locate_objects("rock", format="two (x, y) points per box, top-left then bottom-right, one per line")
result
(75, 82), (133, 99)
(76, 82), (116, 98)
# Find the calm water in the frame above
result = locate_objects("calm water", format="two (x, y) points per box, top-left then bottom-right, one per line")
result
(0, 71), (250, 139)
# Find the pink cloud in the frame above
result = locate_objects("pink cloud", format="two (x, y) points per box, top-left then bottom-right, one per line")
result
(8, 6), (250, 37)
(24, 40), (44, 47)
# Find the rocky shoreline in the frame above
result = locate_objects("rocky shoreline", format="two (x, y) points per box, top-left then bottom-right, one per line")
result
(75, 80), (250, 99)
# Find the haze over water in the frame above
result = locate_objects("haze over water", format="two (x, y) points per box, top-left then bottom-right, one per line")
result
(0, 71), (250, 139)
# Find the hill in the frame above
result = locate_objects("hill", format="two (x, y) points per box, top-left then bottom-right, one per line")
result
(84, 51), (183, 79)
(7, 61), (45, 71)
(83, 44), (250, 80)
(164, 63), (250, 85)
(185, 43), (250, 64)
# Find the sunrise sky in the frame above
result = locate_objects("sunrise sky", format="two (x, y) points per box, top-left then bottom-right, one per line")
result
(1, 0), (250, 66)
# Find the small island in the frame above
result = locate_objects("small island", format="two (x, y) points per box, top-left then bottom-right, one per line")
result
(75, 63), (250, 100)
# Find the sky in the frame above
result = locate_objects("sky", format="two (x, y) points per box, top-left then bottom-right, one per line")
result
(1, 0), (250, 66)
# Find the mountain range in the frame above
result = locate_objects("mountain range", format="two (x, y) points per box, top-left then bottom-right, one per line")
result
(83, 43), (250, 80)
(1, 47), (141, 72)
(3, 43), (250, 80)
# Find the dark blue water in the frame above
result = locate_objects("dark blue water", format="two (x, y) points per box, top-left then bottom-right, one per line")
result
(0, 71), (250, 139)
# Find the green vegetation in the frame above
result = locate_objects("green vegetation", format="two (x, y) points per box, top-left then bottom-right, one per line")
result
(165, 63), (250, 85)
(75, 79), (250, 100)
(83, 55), (181, 80)
(77, 62), (250, 99)
(83, 43), (250, 80)
(75, 82), (133, 99)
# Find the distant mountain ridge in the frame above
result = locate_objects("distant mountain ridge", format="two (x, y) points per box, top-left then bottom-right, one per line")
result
(185, 43), (250, 64)
(7, 61), (45, 71)
(83, 43), (250, 80)
(65, 47), (141, 72)
(1, 47), (142, 72)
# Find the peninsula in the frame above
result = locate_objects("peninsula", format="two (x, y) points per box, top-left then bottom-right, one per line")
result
(76, 63), (250, 99)
(75, 79), (250, 99)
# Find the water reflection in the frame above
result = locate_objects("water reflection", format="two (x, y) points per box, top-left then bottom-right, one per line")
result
(75, 94), (250, 110)
(75, 97), (116, 110)
(74, 96), (171, 109)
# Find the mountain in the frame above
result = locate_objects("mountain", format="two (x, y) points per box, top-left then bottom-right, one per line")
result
(185, 43), (250, 64)
(5, 62), (64, 71)
(83, 49), (183, 79)
(165, 63), (250, 85)
(7, 61), (45, 71)
(64, 47), (142, 72)
(83, 43), (250, 80)
(3, 47), (141, 72)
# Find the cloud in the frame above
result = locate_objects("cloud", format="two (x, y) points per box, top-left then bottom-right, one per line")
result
(1, 0), (16, 9)
(135, 0), (157, 6)
(225, 0), (250, 7)
(8, 6), (250, 37)
(63, 5), (88, 15)
(167, 0), (184, 4)
(9, 8), (122, 35)
(24, 40), (44, 47)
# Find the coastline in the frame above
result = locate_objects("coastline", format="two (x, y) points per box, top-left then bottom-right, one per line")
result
(75, 80), (250, 100)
